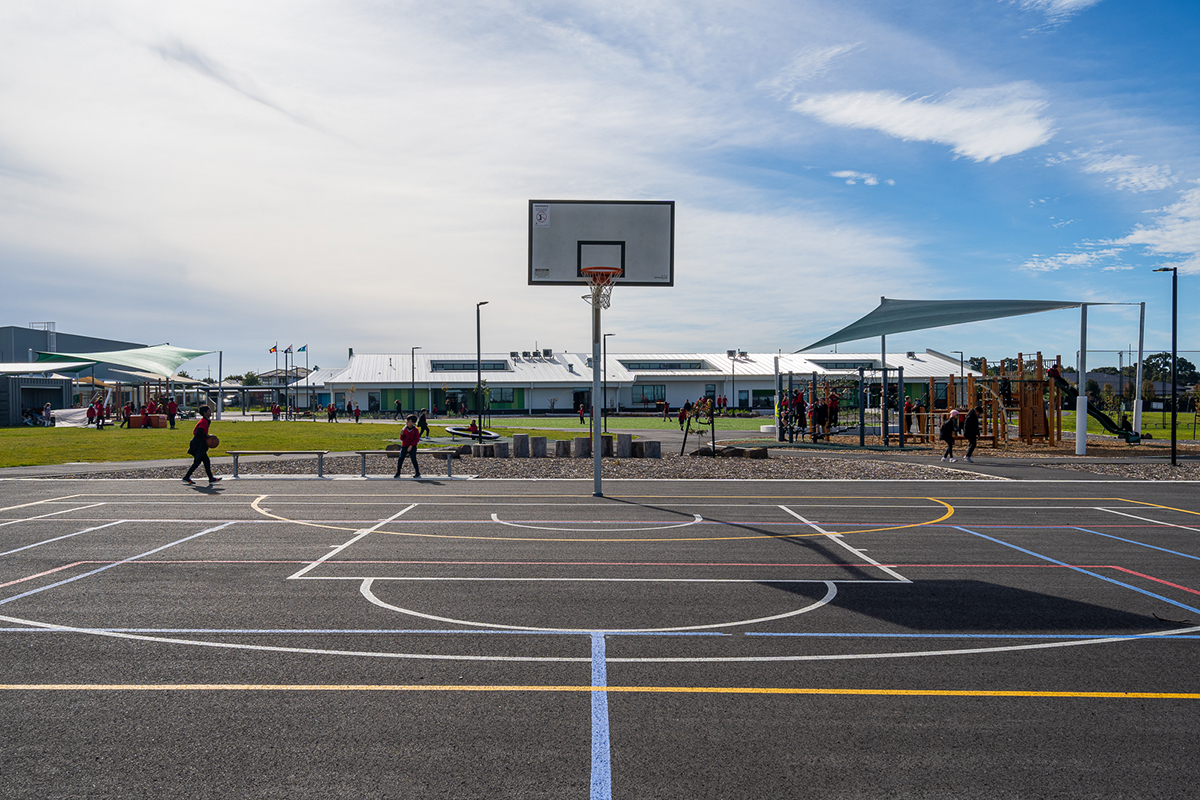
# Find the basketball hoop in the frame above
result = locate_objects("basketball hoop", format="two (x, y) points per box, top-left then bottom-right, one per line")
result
(581, 266), (621, 309)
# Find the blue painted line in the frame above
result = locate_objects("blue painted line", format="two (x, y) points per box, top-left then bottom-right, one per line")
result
(590, 633), (612, 800)
(1073, 527), (1200, 561)
(0, 522), (235, 607)
(954, 526), (1200, 616)
(746, 632), (1200, 640)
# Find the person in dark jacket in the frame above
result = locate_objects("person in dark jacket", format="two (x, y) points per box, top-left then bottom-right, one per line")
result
(182, 405), (220, 485)
(394, 414), (421, 479)
(962, 406), (982, 463)
(939, 409), (960, 462)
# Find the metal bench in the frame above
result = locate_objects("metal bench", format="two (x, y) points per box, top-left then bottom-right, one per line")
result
(354, 449), (460, 478)
(225, 450), (330, 478)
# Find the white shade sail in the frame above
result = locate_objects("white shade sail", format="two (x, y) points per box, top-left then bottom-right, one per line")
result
(35, 345), (213, 379)
(801, 298), (1083, 352)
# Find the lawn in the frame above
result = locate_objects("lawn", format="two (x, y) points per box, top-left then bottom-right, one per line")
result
(1060, 410), (1200, 439)
(0, 420), (590, 468)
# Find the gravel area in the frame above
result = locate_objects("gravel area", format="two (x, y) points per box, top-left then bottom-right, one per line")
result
(1040, 461), (1200, 480)
(56, 452), (996, 481)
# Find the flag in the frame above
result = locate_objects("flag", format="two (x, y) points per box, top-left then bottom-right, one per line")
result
(297, 345), (307, 352)
(285, 345), (293, 354)
(269, 346), (277, 353)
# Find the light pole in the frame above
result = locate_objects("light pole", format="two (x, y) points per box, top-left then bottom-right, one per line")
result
(476, 301), (488, 442)
(727, 349), (738, 411)
(951, 350), (964, 407)
(603, 333), (615, 433)
(410, 346), (421, 416)
(1154, 267), (1178, 466)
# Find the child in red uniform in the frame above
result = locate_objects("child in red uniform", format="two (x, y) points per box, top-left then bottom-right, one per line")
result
(394, 415), (421, 479)
(183, 405), (221, 484)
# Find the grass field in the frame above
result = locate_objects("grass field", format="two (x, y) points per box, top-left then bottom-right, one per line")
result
(1060, 410), (1200, 439)
(0, 419), (599, 468)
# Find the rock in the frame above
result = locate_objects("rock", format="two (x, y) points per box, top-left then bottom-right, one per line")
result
(512, 434), (529, 458)
(573, 437), (591, 458)
(616, 433), (632, 458)
(531, 436), (547, 458)
(744, 447), (768, 459)
(643, 441), (661, 459)
(555, 440), (571, 458)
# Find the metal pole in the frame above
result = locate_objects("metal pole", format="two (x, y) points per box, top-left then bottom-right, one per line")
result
(1076, 305), (1088, 455)
(603, 333), (614, 433)
(217, 351), (223, 420)
(858, 367), (865, 446)
(898, 366), (905, 448)
(411, 345), (421, 417)
(1134, 302), (1145, 434)
(774, 356), (782, 442)
(1170, 268), (1178, 465)
(787, 372), (794, 444)
(476, 302), (487, 441)
(592, 301), (603, 497)
(880, 334), (888, 447)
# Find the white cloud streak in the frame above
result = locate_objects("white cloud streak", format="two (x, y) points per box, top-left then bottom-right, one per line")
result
(1048, 149), (1176, 193)
(1116, 183), (1200, 274)
(794, 83), (1055, 162)
(758, 43), (862, 99)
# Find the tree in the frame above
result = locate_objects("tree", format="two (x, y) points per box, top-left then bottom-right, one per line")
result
(967, 356), (985, 374)
(1100, 383), (1117, 411)
(1142, 379), (1156, 403)
(1093, 366), (1119, 375)
(1142, 352), (1199, 384)
(224, 374), (244, 384)
(176, 370), (193, 379)
(1085, 379), (1101, 403)
(242, 371), (261, 386)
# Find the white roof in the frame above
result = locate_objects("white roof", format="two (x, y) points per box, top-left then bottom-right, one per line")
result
(315, 350), (979, 388)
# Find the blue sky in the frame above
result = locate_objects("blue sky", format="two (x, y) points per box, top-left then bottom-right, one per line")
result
(1, 0), (1196, 377)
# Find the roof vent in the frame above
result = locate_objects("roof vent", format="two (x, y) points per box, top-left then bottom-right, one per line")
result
(522, 351), (531, 358)
(567, 363), (575, 373)
(906, 351), (915, 358)
(510, 351), (519, 359)
(542, 349), (553, 358)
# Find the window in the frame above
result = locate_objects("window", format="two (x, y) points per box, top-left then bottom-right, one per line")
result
(431, 361), (508, 371)
(620, 361), (705, 370)
(809, 360), (874, 370)
(705, 384), (716, 399)
(367, 392), (380, 412)
(491, 387), (515, 403)
(632, 384), (666, 405)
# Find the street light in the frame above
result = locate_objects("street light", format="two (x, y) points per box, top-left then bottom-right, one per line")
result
(727, 349), (738, 411)
(603, 333), (615, 433)
(476, 301), (488, 442)
(410, 346), (421, 416)
(1154, 267), (1178, 466)
(951, 350), (964, 407)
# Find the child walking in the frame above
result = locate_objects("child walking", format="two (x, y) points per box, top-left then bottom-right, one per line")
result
(183, 405), (221, 485)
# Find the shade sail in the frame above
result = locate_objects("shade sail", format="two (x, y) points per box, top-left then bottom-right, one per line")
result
(35, 344), (213, 379)
(0, 361), (96, 375)
(801, 298), (1083, 352)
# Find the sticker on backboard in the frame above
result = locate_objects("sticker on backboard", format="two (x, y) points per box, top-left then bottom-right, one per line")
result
(528, 199), (673, 286)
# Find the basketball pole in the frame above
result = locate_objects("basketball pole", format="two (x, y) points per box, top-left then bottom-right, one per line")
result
(592, 298), (603, 497)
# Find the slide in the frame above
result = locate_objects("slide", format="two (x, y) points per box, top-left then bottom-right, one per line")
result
(1053, 376), (1144, 444)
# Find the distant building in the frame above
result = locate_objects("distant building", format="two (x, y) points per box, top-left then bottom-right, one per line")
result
(300, 349), (980, 414)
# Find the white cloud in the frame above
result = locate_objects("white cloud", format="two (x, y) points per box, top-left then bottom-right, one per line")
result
(1020, 246), (1124, 272)
(1116, 183), (1200, 273)
(1050, 149), (1177, 193)
(1011, 0), (1104, 25)
(830, 170), (892, 186)
(758, 43), (862, 100)
(794, 83), (1055, 162)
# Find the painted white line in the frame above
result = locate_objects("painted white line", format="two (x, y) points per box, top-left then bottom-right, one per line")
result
(0, 520), (126, 557)
(1097, 507), (1200, 533)
(606, 625), (1200, 662)
(0, 503), (107, 528)
(358, 577), (836, 632)
(489, 513), (703, 532)
(0, 495), (82, 512)
(0, 522), (237, 607)
(0, 612), (587, 663)
(287, 504), (417, 580)
(779, 505), (910, 583)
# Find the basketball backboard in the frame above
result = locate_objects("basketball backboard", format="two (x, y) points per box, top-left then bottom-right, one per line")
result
(528, 200), (674, 286)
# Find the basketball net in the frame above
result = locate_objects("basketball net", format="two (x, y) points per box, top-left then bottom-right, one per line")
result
(581, 266), (621, 309)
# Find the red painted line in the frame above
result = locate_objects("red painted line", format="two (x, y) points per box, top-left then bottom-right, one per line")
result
(1105, 566), (1200, 597)
(0, 562), (89, 588)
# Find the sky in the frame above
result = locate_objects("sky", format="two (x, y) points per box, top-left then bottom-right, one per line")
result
(1, 0), (1197, 379)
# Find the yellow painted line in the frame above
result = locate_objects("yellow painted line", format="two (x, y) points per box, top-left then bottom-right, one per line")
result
(252, 491), (956, 542)
(1120, 498), (1200, 517)
(1, 684), (1196, 699)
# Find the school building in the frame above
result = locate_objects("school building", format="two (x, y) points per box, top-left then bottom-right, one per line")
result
(294, 349), (981, 415)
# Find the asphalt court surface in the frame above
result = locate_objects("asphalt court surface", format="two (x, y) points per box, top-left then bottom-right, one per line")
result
(2, 477), (1199, 798)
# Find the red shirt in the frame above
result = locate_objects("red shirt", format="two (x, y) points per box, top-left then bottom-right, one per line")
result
(400, 425), (420, 447)
(147, 401), (157, 414)
(168, 401), (178, 414)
